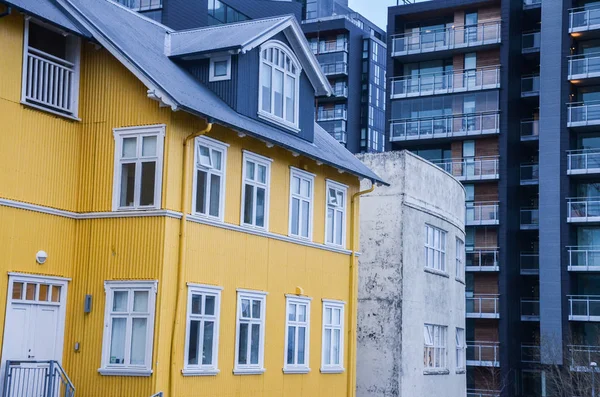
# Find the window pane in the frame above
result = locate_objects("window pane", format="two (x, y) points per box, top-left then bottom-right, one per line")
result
(335, 210), (343, 245)
(25, 284), (35, 300)
(243, 185), (254, 225)
(333, 308), (341, 325)
(110, 318), (126, 364)
(298, 326), (306, 364)
(133, 291), (149, 312)
(285, 75), (295, 123)
(130, 318), (147, 365)
(198, 145), (212, 167)
(140, 161), (156, 206)
(261, 64), (272, 112)
(287, 325), (296, 364)
(256, 188), (265, 227)
(324, 329), (331, 364)
(209, 174), (221, 217)
(238, 323), (248, 364)
(12, 282), (23, 300)
(202, 321), (214, 365)
(113, 291), (128, 312)
(298, 304), (306, 322)
(38, 284), (49, 302)
(301, 201), (310, 238)
(142, 136), (157, 157)
(292, 176), (300, 195)
(257, 165), (267, 184)
(204, 295), (215, 316)
(291, 198), (300, 235)
(214, 60), (228, 77)
(252, 299), (261, 319)
(288, 303), (297, 321)
(241, 299), (251, 318)
(274, 69), (284, 118)
(195, 170), (207, 214)
(333, 329), (340, 364)
(211, 150), (222, 171)
(325, 307), (332, 325)
(120, 163), (136, 207)
(191, 294), (202, 315)
(188, 320), (200, 365)
(250, 323), (260, 364)
(246, 161), (255, 181)
(122, 137), (136, 158)
(326, 208), (334, 243)
(301, 180), (310, 197)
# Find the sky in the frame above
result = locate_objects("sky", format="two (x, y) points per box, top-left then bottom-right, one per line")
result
(348, 0), (397, 31)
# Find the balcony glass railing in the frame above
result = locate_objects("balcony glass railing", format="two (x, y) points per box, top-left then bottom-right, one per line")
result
(318, 40), (348, 54)
(389, 112), (500, 141)
(521, 299), (540, 320)
(466, 294), (500, 318)
(391, 21), (501, 55)
(389, 66), (500, 98)
(521, 74), (540, 96)
(520, 252), (539, 274)
(568, 246), (600, 271)
(520, 208), (539, 229)
(520, 119), (539, 140)
(116, 0), (162, 11)
(569, 295), (600, 320)
(568, 101), (600, 126)
(569, 345), (600, 368)
(466, 202), (500, 226)
(433, 157), (499, 181)
(569, 53), (600, 78)
(522, 31), (541, 52)
(320, 62), (348, 76)
(467, 390), (500, 397)
(569, 6), (600, 32)
(467, 341), (500, 366)
(331, 86), (348, 98)
(568, 149), (600, 174)
(520, 163), (539, 184)
(568, 197), (600, 221)
(466, 248), (499, 271)
(317, 108), (347, 121)
(523, 0), (541, 7)
(521, 345), (541, 363)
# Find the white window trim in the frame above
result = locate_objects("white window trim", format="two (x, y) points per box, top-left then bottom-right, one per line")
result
(112, 125), (166, 211)
(320, 299), (345, 374)
(423, 324), (447, 370)
(209, 55), (232, 82)
(99, 280), (158, 377)
(182, 283), (223, 376)
(240, 151), (272, 230)
(288, 167), (315, 241)
(257, 40), (302, 133)
(424, 224), (447, 273)
(191, 136), (228, 221)
(234, 289), (268, 375)
(456, 327), (465, 371)
(456, 238), (465, 281)
(324, 180), (348, 249)
(283, 295), (312, 374)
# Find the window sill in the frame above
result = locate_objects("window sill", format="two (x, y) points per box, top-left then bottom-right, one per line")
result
(98, 368), (152, 377)
(182, 369), (220, 376)
(455, 277), (465, 285)
(320, 367), (345, 374)
(257, 111), (300, 133)
(21, 101), (80, 121)
(324, 242), (346, 250)
(423, 368), (450, 376)
(233, 368), (266, 375)
(456, 369), (466, 374)
(287, 233), (313, 243)
(424, 267), (450, 278)
(283, 367), (310, 374)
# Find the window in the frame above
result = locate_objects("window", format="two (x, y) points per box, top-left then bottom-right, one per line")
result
(289, 168), (315, 240)
(456, 238), (465, 280)
(321, 300), (345, 373)
(372, 41), (378, 62)
(424, 324), (447, 370)
(258, 41), (301, 130)
(21, 20), (81, 118)
(284, 296), (311, 373)
(241, 151), (272, 229)
(193, 136), (227, 220)
(183, 284), (222, 376)
(234, 290), (267, 374)
(209, 56), (231, 82)
(100, 281), (158, 376)
(116, 0), (162, 11)
(112, 126), (165, 211)
(325, 181), (348, 247)
(424, 224), (447, 272)
(456, 328), (465, 370)
(207, 0), (249, 25)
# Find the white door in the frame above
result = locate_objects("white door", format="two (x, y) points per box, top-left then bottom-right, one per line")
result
(0, 275), (68, 396)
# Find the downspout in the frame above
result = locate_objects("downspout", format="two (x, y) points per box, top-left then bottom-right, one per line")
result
(0, 6), (11, 18)
(347, 180), (376, 397)
(168, 121), (213, 397)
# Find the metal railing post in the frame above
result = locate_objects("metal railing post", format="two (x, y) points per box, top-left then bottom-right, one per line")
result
(47, 361), (55, 397)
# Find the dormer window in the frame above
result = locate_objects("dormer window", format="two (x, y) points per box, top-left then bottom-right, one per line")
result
(209, 56), (231, 82)
(258, 41), (301, 131)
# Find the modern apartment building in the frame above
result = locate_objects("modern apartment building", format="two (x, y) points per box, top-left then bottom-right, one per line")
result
(116, 0), (387, 154)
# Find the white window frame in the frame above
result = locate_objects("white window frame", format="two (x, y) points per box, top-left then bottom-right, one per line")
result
(182, 283), (222, 376)
(283, 295), (311, 373)
(424, 224), (447, 272)
(240, 151), (272, 230)
(209, 56), (232, 82)
(325, 180), (348, 248)
(321, 299), (345, 374)
(288, 168), (315, 241)
(257, 40), (302, 132)
(99, 280), (158, 376)
(456, 328), (465, 370)
(192, 136), (228, 221)
(234, 289), (268, 375)
(424, 324), (447, 370)
(456, 238), (465, 280)
(112, 125), (166, 211)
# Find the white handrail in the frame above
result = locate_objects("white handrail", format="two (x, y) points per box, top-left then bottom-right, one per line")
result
(389, 112), (500, 141)
(568, 247), (600, 269)
(466, 249), (499, 269)
(466, 294), (500, 316)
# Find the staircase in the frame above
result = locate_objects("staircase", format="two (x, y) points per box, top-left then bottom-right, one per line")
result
(2, 360), (74, 397)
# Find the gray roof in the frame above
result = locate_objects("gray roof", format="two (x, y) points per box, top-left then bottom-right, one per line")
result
(4, 0), (385, 184)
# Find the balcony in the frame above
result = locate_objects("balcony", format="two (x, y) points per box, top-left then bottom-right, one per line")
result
(466, 294), (500, 319)
(321, 62), (348, 76)
(520, 163), (539, 185)
(522, 31), (541, 53)
(521, 344), (541, 363)
(467, 390), (500, 397)
(466, 202), (500, 226)
(317, 108), (347, 122)
(467, 341), (500, 367)
(521, 299), (540, 321)
(568, 149), (600, 175)
(433, 157), (499, 182)
(391, 21), (501, 56)
(568, 197), (600, 222)
(389, 112), (500, 142)
(569, 53), (600, 80)
(521, 74), (540, 97)
(520, 208), (539, 230)
(568, 295), (600, 321)
(466, 248), (499, 271)
(520, 252), (539, 275)
(389, 66), (500, 99)
(568, 246), (600, 271)
(523, 0), (541, 9)
(568, 101), (600, 127)
(569, 6), (600, 33)
(317, 40), (348, 54)
(331, 86), (348, 98)
(569, 345), (600, 370)
(520, 119), (539, 141)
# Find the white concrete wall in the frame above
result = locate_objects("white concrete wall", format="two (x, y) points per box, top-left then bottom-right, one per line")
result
(356, 150), (466, 397)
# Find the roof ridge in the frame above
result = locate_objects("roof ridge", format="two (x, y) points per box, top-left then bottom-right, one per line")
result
(168, 14), (293, 36)
(101, 0), (174, 32)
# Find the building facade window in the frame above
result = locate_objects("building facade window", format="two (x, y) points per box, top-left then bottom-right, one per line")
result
(116, 0), (162, 11)
(183, 284), (222, 376)
(241, 151), (272, 229)
(325, 181), (348, 247)
(289, 168), (315, 240)
(100, 281), (158, 376)
(207, 0), (249, 25)
(321, 300), (345, 373)
(258, 41), (301, 130)
(456, 328), (465, 370)
(193, 136), (228, 220)
(456, 238), (465, 280)
(209, 56), (231, 82)
(425, 224), (447, 272)
(284, 296), (311, 373)
(234, 290), (267, 374)
(112, 125), (165, 211)
(424, 324), (447, 370)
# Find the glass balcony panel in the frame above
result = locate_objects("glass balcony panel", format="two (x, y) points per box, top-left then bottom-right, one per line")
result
(520, 253), (539, 273)
(570, 7), (600, 30)
(571, 299), (589, 316)
(520, 120), (539, 139)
